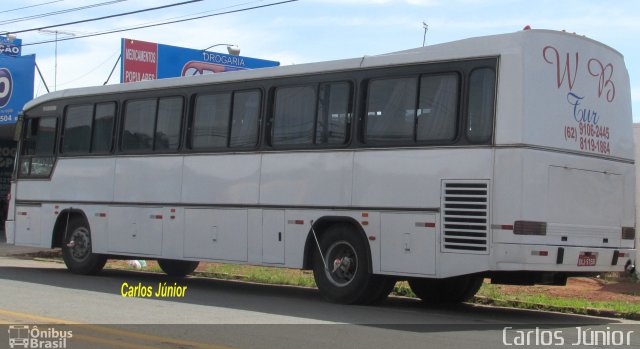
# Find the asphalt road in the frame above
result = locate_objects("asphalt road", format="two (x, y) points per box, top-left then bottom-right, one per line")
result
(0, 248), (638, 349)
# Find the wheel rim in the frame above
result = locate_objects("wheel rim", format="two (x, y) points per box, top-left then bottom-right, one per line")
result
(324, 240), (358, 287)
(68, 227), (91, 262)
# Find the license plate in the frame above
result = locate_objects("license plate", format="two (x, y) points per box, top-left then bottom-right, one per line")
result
(577, 252), (597, 266)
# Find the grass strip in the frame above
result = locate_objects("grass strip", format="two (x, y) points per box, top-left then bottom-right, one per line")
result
(477, 283), (640, 317)
(473, 296), (640, 320)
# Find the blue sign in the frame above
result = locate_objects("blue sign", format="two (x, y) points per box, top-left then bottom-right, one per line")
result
(0, 55), (35, 124)
(158, 43), (280, 78)
(0, 37), (22, 57)
(121, 38), (279, 83)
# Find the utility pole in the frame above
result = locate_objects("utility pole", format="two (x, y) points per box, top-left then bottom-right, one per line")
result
(422, 21), (429, 47)
(38, 29), (77, 91)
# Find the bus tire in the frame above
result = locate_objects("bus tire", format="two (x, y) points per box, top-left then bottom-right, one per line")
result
(409, 275), (483, 304)
(61, 217), (107, 275)
(158, 259), (199, 277)
(312, 224), (384, 304)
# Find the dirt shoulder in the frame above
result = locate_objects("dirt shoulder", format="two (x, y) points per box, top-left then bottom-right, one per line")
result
(491, 276), (640, 303)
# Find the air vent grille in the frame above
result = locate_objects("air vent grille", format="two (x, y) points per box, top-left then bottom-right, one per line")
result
(441, 181), (489, 254)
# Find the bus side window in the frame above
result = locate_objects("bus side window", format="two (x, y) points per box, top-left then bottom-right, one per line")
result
(35, 117), (57, 155)
(122, 97), (183, 152)
(20, 116), (57, 177)
(92, 102), (116, 153)
(229, 90), (261, 148)
(467, 68), (496, 143)
(62, 104), (93, 154)
(191, 93), (231, 150)
(365, 77), (417, 144)
(272, 85), (316, 146)
(316, 82), (351, 145)
(155, 97), (183, 151)
(22, 118), (39, 156)
(122, 99), (157, 152)
(417, 73), (459, 142)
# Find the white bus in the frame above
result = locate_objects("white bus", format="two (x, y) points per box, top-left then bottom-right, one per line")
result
(6, 29), (636, 305)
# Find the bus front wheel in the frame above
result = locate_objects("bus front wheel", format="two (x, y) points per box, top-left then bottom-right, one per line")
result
(312, 224), (395, 304)
(158, 259), (199, 277)
(408, 275), (483, 304)
(61, 217), (107, 275)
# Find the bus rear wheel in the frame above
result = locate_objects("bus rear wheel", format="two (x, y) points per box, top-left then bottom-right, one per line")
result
(409, 275), (483, 304)
(312, 224), (395, 304)
(61, 217), (107, 275)
(157, 259), (199, 277)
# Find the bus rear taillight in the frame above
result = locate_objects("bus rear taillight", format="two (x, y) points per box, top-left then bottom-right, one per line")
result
(514, 221), (547, 236)
(621, 227), (635, 240)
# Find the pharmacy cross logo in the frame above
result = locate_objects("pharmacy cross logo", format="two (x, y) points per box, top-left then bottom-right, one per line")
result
(7, 325), (73, 348)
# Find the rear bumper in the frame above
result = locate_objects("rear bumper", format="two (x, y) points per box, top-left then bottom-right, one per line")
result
(493, 243), (635, 273)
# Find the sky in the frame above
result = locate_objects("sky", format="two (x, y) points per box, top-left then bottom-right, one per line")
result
(4, 0), (640, 120)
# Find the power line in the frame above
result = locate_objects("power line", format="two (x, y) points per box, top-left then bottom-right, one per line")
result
(0, 0), (65, 15)
(22, 0), (298, 47)
(0, 0), (127, 25)
(8, 0), (203, 35)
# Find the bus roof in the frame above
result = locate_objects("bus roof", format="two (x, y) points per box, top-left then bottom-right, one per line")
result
(24, 29), (623, 110)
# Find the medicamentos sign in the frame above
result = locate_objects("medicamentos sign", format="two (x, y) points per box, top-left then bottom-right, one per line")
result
(120, 38), (279, 83)
(0, 54), (35, 125)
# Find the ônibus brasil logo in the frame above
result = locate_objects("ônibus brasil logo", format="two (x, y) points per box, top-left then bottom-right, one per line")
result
(0, 68), (12, 108)
(8, 325), (72, 348)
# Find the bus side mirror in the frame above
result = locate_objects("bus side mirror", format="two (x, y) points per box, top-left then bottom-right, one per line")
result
(13, 115), (23, 142)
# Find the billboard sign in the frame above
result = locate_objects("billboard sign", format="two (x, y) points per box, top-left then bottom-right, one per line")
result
(0, 37), (22, 57)
(0, 54), (35, 124)
(122, 39), (157, 82)
(121, 38), (280, 83)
